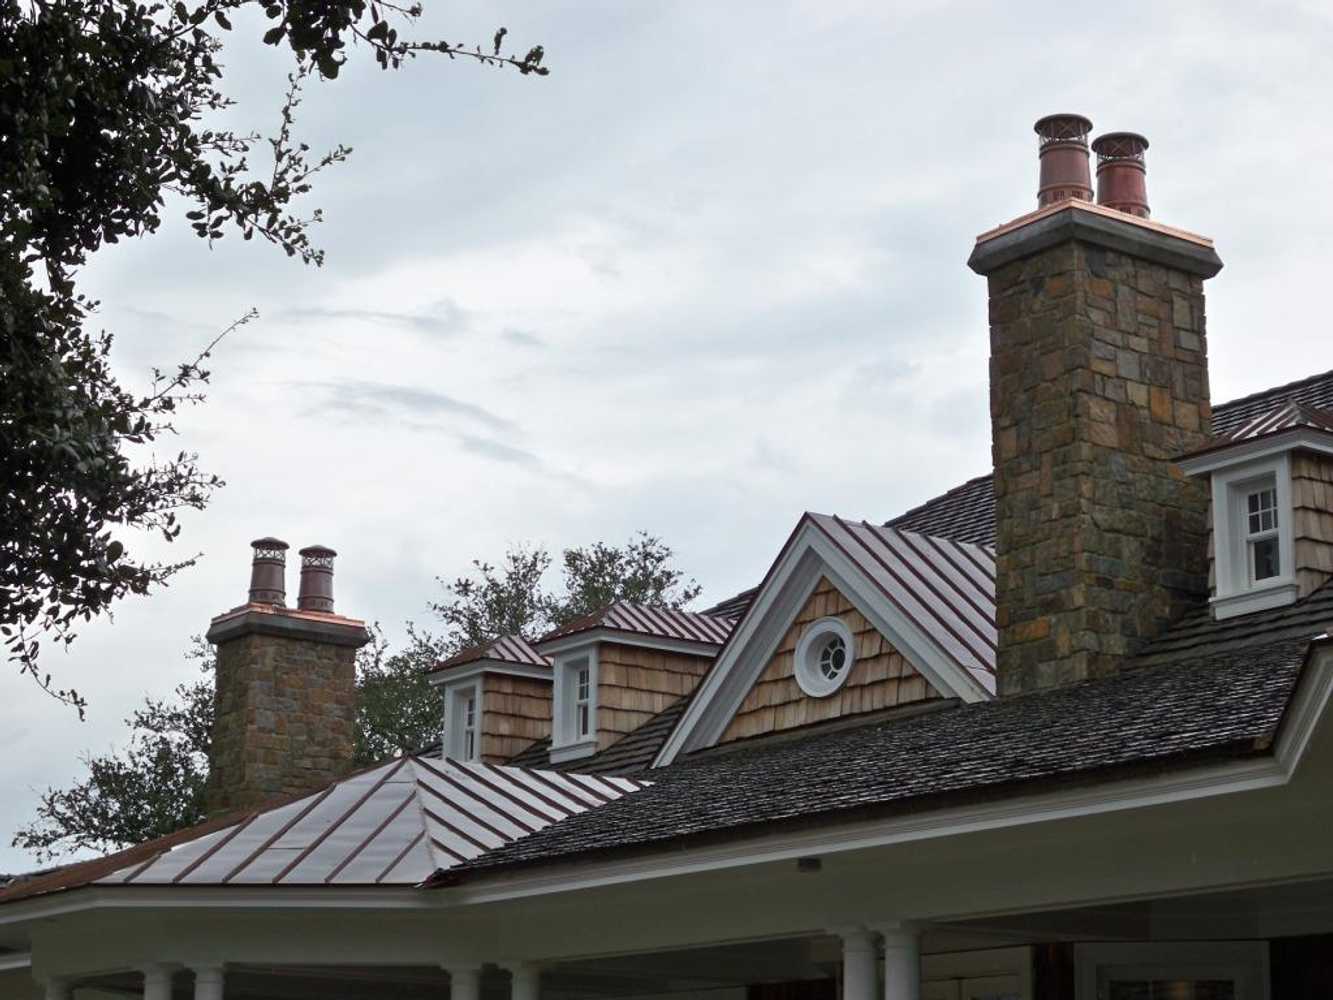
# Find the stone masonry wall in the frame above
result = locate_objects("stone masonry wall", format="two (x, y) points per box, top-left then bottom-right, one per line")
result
(989, 240), (1212, 695)
(207, 631), (357, 813)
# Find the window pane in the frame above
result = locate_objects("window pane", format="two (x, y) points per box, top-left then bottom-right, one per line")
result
(577, 702), (590, 737)
(1252, 536), (1280, 580)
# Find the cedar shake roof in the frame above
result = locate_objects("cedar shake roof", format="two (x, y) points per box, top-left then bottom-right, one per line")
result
(438, 634), (1317, 882)
(431, 634), (551, 674)
(506, 700), (691, 776)
(537, 601), (733, 647)
(0, 757), (647, 904)
(1179, 400), (1333, 464)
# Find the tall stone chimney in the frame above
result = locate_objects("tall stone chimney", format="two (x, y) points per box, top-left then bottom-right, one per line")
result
(969, 117), (1224, 696)
(205, 538), (370, 813)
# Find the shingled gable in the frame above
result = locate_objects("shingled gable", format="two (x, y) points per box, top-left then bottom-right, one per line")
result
(655, 513), (996, 766)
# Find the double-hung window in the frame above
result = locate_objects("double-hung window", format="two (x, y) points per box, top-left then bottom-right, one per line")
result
(1245, 486), (1280, 583)
(575, 664), (591, 739)
(462, 693), (477, 761)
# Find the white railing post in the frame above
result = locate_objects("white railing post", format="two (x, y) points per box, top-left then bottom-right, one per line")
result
(142, 964), (175, 1000)
(193, 964), (225, 1000)
(446, 965), (483, 1000)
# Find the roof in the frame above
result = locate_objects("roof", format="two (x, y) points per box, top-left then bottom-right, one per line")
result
(1180, 400), (1333, 464)
(538, 601), (733, 648)
(805, 515), (997, 691)
(885, 473), (996, 547)
(440, 634), (1315, 882)
(431, 634), (551, 674)
(702, 586), (759, 620)
(1209, 367), (1333, 436)
(0, 758), (646, 904)
(506, 699), (692, 776)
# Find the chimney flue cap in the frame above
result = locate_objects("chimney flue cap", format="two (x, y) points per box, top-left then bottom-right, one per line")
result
(297, 545), (337, 613)
(1091, 131), (1151, 218)
(1033, 114), (1094, 208)
(248, 537), (289, 606)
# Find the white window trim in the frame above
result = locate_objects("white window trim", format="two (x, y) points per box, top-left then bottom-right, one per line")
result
(793, 617), (857, 698)
(1074, 941), (1269, 1000)
(442, 680), (482, 762)
(550, 645), (599, 763)
(1210, 454), (1298, 621)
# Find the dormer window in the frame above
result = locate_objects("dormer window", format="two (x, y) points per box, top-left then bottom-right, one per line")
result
(1203, 457), (1297, 621)
(550, 649), (599, 763)
(445, 682), (482, 762)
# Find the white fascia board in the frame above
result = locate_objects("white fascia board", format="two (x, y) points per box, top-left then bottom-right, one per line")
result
(537, 630), (721, 660)
(656, 521), (991, 766)
(0, 952), (30, 972)
(450, 642), (1333, 905)
(427, 660), (552, 689)
(1179, 429), (1333, 477)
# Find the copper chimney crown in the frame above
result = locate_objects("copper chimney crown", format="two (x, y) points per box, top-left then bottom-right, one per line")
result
(1091, 131), (1150, 218)
(1034, 113), (1094, 208)
(297, 545), (337, 613)
(248, 537), (289, 606)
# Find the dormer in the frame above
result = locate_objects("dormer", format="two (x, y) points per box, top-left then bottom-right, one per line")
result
(534, 603), (730, 764)
(1179, 402), (1333, 620)
(427, 635), (553, 763)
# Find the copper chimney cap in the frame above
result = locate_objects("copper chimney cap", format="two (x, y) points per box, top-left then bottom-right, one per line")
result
(1091, 131), (1150, 218)
(297, 545), (337, 613)
(1033, 113), (1094, 208)
(248, 537), (289, 606)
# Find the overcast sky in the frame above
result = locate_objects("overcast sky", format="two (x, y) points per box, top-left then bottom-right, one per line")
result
(4, 0), (1332, 871)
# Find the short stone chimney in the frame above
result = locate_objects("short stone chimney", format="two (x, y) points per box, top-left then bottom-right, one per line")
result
(969, 116), (1223, 696)
(205, 538), (370, 814)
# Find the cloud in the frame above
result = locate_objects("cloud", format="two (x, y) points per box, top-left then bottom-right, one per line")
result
(296, 380), (513, 432)
(459, 434), (542, 467)
(501, 328), (546, 349)
(278, 299), (470, 337)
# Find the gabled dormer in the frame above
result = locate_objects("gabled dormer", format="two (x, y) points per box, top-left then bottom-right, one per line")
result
(534, 603), (730, 764)
(1179, 401), (1333, 620)
(656, 513), (996, 766)
(427, 635), (552, 763)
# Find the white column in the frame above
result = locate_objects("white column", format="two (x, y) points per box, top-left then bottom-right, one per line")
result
(193, 964), (225, 1000)
(142, 964), (174, 1000)
(505, 962), (541, 1000)
(838, 928), (879, 1000)
(43, 978), (71, 1000)
(447, 965), (483, 1000)
(879, 924), (920, 1000)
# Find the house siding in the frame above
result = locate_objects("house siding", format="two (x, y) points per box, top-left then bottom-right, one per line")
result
(596, 643), (713, 751)
(480, 673), (552, 764)
(1293, 451), (1333, 597)
(718, 577), (939, 745)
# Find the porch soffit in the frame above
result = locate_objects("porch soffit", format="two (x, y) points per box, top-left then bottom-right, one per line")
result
(657, 514), (997, 765)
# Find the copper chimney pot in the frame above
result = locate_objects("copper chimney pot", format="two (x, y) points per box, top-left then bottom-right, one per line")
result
(248, 537), (289, 606)
(1091, 131), (1150, 218)
(1034, 113), (1094, 208)
(297, 545), (337, 613)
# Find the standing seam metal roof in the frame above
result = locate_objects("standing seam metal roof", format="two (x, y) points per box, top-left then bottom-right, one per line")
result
(432, 634), (551, 674)
(539, 601), (733, 646)
(87, 757), (646, 888)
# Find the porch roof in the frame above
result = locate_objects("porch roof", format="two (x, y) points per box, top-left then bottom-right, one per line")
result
(0, 758), (646, 903)
(438, 632), (1319, 882)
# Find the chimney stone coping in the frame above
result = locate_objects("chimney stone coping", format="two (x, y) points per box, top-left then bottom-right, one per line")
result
(968, 200), (1222, 278)
(206, 602), (370, 648)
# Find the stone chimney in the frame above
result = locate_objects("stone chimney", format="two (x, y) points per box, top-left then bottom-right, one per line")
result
(968, 117), (1224, 696)
(205, 538), (370, 813)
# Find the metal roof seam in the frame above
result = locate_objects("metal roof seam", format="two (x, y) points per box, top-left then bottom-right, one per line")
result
(465, 759), (580, 818)
(915, 532), (997, 611)
(413, 758), (550, 829)
(375, 830), (427, 883)
(323, 787), (417, 884)
(271, 759), (408, 885)
(220, 785), (338, 884)
(416, 777), (527, 843)
(168, 811), (260, 885)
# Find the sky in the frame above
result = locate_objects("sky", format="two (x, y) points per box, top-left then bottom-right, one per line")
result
(4, 0), (1333, 871)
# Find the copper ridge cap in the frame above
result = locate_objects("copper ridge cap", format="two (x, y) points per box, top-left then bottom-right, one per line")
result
(974, 197), (1213, 249)
(209, 601), (367, 629)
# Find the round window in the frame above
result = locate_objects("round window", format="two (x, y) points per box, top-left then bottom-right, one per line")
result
(794, 617), (856, 697)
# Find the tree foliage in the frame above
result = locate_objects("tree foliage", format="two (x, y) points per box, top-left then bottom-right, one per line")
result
(14, 532), (699, 860)
(0, 0), (545, 710)
(432, 531), (702, 647)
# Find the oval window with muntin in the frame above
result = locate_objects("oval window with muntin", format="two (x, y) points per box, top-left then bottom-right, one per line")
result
(794, 617), (856, 697)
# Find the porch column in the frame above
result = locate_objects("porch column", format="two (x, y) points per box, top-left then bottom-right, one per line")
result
(878, 924), (919, 1000)
(838, 928), (879, 1000)
(505, 962), (541, 1000)
(142, 964), (174, 1000)
(42, 978), (70, 1000)
(193, 964), (225, 1000)
(446, 965), (483, 1000)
